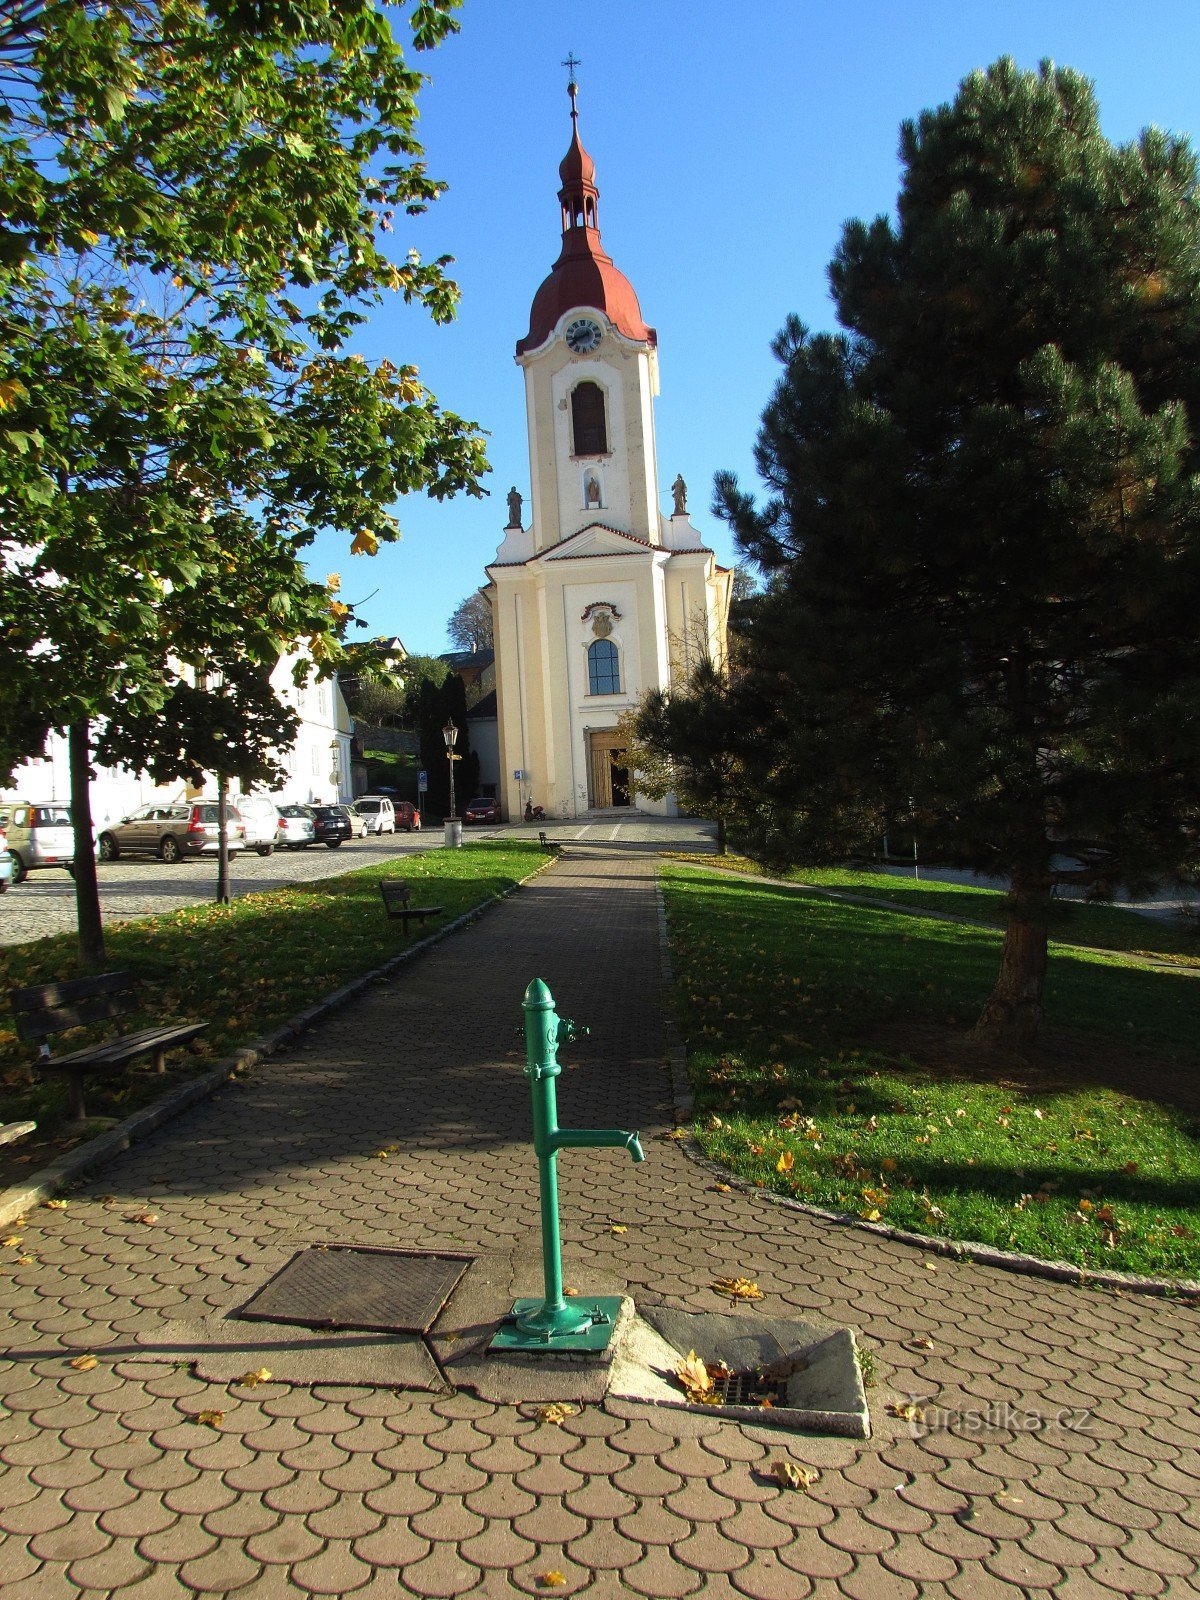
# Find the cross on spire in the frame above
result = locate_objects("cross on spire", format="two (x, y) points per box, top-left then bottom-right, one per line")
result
(562, 51), (581, 87)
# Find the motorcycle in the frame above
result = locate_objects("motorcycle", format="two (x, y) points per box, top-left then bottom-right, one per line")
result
(523, 800), (545, 823)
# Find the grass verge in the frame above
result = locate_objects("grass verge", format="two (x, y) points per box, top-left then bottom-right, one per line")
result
(679, 855), (1200, 965)
(662, 863), (1200, 1280)
(0, 844), (547, 1159)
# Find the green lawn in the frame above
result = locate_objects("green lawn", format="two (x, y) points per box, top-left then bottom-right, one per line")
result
(695, 855), (1200, 965)
(662, 863), (1200, 1280)
(0, 843), (546, 1141)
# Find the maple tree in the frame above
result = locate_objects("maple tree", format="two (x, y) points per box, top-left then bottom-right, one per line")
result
(0, 1), (487, 960)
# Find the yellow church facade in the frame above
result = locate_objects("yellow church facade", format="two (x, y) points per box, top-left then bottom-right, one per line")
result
(485, 81), (731, 821)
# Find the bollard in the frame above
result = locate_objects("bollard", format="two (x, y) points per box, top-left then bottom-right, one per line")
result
(489, 978), (644, 1353)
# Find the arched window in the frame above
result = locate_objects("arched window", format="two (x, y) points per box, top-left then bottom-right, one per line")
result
(571, 382), (607, 455)
(587, 638), (621, 695)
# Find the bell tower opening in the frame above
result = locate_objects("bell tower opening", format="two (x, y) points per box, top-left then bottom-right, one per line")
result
(571, 382), (607, 455)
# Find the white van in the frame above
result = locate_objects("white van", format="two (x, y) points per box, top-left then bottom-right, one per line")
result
(352, 795), (396, 835)
(235, 793), (283, 856)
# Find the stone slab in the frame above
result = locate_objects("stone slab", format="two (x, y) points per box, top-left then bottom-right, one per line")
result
(128, 1314), (447, 1390)
(610, 1305), (871, 1439)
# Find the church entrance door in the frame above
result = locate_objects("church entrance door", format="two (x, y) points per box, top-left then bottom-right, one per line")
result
(588, 731), (632, 809)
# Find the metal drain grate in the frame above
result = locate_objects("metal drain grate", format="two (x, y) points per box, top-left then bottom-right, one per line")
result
(237, 1246), (470, 1334)
(711, 1370), (790, 1408)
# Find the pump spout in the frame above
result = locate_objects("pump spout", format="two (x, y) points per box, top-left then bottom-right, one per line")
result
(549, 1126), (644, 1162)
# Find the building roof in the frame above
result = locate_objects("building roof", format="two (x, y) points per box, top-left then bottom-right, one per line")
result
(467, 689), (498, 721)
(516, 80), (655, 356)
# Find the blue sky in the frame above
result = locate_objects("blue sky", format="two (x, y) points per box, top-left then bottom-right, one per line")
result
(305, 0), (1200, 656)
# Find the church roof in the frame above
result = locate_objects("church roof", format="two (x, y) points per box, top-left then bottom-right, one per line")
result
(516, 80), (655, 356)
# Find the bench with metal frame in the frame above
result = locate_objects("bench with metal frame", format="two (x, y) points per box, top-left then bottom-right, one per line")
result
(378, 879), (444, 933)
(538, 830), (563, 853)
(10, 971), (208, 1123)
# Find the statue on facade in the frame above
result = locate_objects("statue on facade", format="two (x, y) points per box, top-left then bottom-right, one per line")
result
(506, 486), (523, 527)
(671, 474), (688, 516)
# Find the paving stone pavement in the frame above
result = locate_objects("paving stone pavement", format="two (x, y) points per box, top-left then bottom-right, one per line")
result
(2, 849), (1199, 1599)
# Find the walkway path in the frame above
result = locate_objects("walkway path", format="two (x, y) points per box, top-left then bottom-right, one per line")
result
(1, 850), (1197, 1598)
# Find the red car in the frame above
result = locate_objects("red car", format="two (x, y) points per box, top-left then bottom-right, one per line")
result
(464, 797), (501, 824)
(395, 800), (421, 832)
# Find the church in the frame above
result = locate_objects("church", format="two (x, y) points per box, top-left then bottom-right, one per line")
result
(484, 78), (731, 821)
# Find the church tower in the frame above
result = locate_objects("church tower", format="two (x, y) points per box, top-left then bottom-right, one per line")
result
(486, 76), (731, 820)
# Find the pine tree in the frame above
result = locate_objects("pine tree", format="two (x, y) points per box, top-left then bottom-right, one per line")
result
(715, 59), (1200, 1046)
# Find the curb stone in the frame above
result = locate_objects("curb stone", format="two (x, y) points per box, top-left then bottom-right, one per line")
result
(0, 855), (559, 1228)
(654, 873), (1200, 1305)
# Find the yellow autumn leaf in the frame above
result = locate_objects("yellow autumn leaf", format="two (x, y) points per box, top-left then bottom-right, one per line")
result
(69, 1353), (98, 1371)
(609, 1223), (627, 1234)
(329, 599), (350, 621)
(0, 378), (27, 411)
(44, 1198), (68, 1210)
(1, 1236), (22, 1247)
(537, 1575), (567, 1591)
(711, 1183), (732, 1194)
(771, 1459), (818, 1489)
(711, 1276), (765, 1302)
(776, 1150), (794, 1174)
(195, 1410), (224, 1430)
(128, 1212), (159, 1225)
(675, 1349), (714, 1403)
(350, 528), (378, 557)
(535, 1403), (577, 1427)
(887, 1400), (925, 1421)
(16, 1255), (35, 1265)
(235, 1369), (272, 1388)
(326, 571), (341, 593)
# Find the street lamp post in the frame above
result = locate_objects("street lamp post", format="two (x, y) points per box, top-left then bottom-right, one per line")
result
(443, 719), (462, 849)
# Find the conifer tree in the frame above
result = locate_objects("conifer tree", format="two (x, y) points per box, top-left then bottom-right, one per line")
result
(711, 59), (1200, 1045)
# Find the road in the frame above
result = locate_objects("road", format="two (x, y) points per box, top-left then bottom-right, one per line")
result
(0, 832), (444, 948)
(0, 816), (719, 946)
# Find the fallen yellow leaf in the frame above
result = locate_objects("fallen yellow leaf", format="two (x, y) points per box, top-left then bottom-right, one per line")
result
(69, 1353), (98, 1371)
(776, 1150), (794, 1174)
(235, 1369), (272, 1388)
(195, 1410), (224, 1430)
(675, 1350), (715, 1404)
(43, 1199), (68, 1210)
(711, 1276), (765, 1302)
(711, 1183), (732, 1193)
(1, 1236), (22, 1248)
(535, 1403), (578, 1427)
(537, 1575), (567, 1590)
(887, 1400), (925, 1421)
(771, 1459), (818, 1489)
(609, 1224), (627, 1235)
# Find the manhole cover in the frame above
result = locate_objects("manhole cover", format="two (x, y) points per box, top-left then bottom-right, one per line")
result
(237, 1247), (470, 1334)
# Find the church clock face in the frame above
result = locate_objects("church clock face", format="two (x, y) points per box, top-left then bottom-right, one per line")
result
(565, 317), (602, 353)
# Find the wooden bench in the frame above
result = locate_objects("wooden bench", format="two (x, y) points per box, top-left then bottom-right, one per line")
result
(379, 880), (444, 933)
(10, 972), (208, 1123)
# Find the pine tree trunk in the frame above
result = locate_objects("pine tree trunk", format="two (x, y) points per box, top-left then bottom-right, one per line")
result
(971, 871), (1050, 1049)
(716, 815), (727, 856)
(69, 720), (106, 969)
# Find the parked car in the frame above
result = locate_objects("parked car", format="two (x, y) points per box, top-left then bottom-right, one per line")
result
(394, 800), (421, 833)
(463, 797), (501, 824)
(275, 804), (316, 850)
(344, 805), (369, 839)
(5, 802), (93, 882)
(98, 803), (246, 863)
(0, 824), (12, 894)
(310, 805), (353, 848)
(234, 793), (283, 856)
(353, 796), (396, 835)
